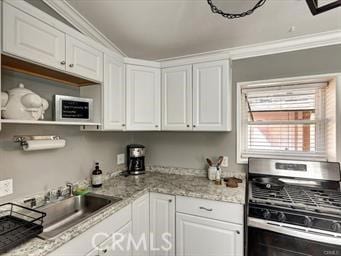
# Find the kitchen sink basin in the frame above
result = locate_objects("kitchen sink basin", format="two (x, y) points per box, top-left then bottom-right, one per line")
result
(38, 193), (122, 239)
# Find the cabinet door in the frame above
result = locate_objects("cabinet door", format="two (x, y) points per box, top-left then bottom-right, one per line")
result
(162, 65), (192, 131)
(103, 54), (126, 130)
(150, 193), (175, 256)
(193, 60), (231, 131)
(126, 65), (161, 131)
(98, 221), (133, 256)
(3, 3), (66, 71)
(176, 213), (243, 256)
(132, 193), (150, 256)
(66, 35), (103, 82)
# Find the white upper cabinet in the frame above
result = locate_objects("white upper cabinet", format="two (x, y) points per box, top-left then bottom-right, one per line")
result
(162, 65), (192, 131)
(2, 3), (103, 83)
(3, 3), (66, 71)
(103, 54), (125, 130)
(126, 65), (161, 131)
(193, 60), (231, 131)
(66, 35), (103, 82)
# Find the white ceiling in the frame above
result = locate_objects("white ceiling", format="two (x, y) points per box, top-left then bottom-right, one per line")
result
(66, 0), (341, 60)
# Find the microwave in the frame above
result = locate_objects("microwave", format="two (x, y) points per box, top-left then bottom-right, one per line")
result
(54, 95), (94, 122)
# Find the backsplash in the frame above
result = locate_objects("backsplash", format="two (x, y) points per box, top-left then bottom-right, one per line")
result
(0, 124), (135, 203)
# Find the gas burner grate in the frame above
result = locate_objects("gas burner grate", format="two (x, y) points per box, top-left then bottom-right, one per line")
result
(250, 183), (341, 215)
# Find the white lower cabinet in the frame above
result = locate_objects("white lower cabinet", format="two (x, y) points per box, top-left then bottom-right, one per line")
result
(149, 193), (175, 256)
(48, 204), (132, 256)
(176, 213), (243, 256)
(93, 221), (133, 256)
(132, 193), (150, 256)
(176, 196), (244, 256)
(48, 193), (243, 256)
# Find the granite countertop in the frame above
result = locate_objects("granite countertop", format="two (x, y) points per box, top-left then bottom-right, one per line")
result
(6, 171), (246, 256)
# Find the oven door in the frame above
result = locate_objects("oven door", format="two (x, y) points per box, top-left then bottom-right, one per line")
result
(248, 217), (341, 256)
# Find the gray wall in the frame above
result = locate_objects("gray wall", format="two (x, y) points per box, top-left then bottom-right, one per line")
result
(1, 45), (341, 202)
(137, 45), (341, 171)
(0, 71), (136, 202)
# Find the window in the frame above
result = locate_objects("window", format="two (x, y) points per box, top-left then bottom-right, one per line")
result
(237, 76), (336, 163)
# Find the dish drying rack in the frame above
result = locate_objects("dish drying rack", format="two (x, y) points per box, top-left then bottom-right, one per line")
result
(0, 203), (46, 253)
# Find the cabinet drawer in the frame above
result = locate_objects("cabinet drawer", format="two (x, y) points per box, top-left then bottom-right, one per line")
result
(176, 196), (243, 224)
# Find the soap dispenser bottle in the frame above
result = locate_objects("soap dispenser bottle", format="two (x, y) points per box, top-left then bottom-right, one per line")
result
(92, 162), (103, 188)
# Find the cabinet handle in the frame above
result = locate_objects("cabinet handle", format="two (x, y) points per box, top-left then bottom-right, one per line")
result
(168, 199), (172, 203)
(199, 206), (213, 211)
(122, 124), (126, 127)
(186, 124), (190, 127)
(69, 64), (74, 67)
(155, 125), (159, 128)
(236, 230), (240, 234)
(60, 60), (66, 65)
(193, 125), (196, 128)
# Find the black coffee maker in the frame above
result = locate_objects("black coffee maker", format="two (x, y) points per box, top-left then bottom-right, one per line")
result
(127, 144), (145, 175)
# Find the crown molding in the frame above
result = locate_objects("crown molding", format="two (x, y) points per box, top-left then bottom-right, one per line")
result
(229, 29), (341, 60)
(124, 57), (161, 68)
(43, 0), (127, 57)
(158, 29), (341, 64)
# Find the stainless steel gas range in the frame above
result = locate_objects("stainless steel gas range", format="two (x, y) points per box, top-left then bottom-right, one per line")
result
(247, 158), (341, 256)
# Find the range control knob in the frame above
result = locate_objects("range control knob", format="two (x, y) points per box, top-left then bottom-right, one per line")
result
(278, 212), (286, 222)
(304, 216), (313, 227)
(332, 222), (341, 232)
(262, 209), (271, 220)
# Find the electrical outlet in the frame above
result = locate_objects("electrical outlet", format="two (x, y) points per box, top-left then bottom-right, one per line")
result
(221, 156), (229, 167)
(117, 154), (125, 165)
(0, 179), (13, 197)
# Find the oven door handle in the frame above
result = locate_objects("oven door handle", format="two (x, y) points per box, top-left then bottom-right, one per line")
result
(248, 217), (341, 246)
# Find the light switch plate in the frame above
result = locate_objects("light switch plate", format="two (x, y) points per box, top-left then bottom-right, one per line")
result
(0, 179), (13, 197)
(221, 156), (229, 167)
(117, 154), (125, 165)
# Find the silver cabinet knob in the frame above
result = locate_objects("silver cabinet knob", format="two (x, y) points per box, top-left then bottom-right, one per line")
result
(60, 60), (66, 65)
(69, 64), (74, 67)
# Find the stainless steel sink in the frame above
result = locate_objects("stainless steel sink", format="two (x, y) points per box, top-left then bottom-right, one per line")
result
(38, 193), (122, 239)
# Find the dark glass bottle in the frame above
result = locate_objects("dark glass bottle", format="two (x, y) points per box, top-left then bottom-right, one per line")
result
(91, 162), (102, 188)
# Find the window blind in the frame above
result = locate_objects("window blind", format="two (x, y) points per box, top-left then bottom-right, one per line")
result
(240, 83), (327, 160)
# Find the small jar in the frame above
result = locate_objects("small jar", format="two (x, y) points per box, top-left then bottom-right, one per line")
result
(208, 166), (217, 181)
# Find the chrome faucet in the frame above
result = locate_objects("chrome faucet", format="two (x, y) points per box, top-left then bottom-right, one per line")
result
(23, 198), (36, 208)
(66, 183), (74, 197)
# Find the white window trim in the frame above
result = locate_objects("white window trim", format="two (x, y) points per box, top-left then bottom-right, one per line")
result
(236, 73), (341, 164)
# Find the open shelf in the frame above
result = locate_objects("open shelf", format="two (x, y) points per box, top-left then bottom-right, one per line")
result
(1, 119), (101, 126)
(1, 55), (97, 87)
